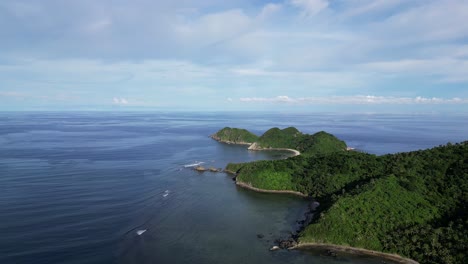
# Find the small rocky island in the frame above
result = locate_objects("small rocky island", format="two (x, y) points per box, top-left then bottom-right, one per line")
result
(210, 126), (468, 264)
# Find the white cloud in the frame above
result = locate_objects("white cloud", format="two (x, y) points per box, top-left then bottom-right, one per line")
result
(374, 0), (468, 43)
(1, 1), (468, 111)
(340, 0), (404, 19)
(290, 0), (328, 17)
(174, 9), (252, 48)
(113, 97), (129, 105)
(258, 3), (282, 20)
(239, 95), (468, 105)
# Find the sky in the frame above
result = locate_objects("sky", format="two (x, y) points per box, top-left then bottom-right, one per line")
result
(0, 0), (467, 112)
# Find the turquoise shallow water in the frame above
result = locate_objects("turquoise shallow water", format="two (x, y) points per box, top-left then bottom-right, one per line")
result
(1, 112), (467, 264)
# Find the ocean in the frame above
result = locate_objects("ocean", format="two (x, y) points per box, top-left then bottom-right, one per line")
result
(1, 112), (466, 264)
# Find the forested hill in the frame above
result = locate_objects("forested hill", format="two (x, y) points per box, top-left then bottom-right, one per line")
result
(255, 127), (302, 149)
(228, 141), (468, 263)
(210, 127), (258, 144)
(211, 127), (347, 155)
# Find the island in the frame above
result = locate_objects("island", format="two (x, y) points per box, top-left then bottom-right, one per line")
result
(210, 127), (259, 145)
(212, 126), (346, 157)
(211, 127), (468, 264)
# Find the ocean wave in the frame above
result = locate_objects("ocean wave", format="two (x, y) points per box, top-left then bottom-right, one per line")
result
(183, 161), (204, 168)
(136, 229), (147, 236)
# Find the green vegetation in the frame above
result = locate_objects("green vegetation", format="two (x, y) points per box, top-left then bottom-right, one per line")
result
(212, 126), (347, 155)
(235, 151), (383, 196)
(300, 175), (438, 249)
(256, 127), (301, 149)
(296, 131), (348, 155)
(298, 141), (468, 263)
(256, 127), (347, 155)
(211, 127), (258, 144)
(225, 162), (245, 174)
(225, 136), (467, 263)
(213, 127), (467, 262)
(233, 159), (295, 190)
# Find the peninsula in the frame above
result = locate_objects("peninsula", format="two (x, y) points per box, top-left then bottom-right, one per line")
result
(211, 127), (468, 264)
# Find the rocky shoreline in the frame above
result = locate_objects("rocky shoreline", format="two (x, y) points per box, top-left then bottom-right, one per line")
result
(193, 166), (222, 173)
(270, 201), (317, 250)
(268, 204), (419, 264)
(210, 134), (252, 146)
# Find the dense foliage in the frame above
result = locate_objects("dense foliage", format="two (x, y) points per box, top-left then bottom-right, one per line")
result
(256, 127), (302, 149)
(296, 131), (348, 155)
(300, 175), (439, 249)
(212, 127), (347, 155)
(229, 140), (468, 263)
(256, 128), (347, 155)
(235, 151), (383, 196)
(211, 127), (258, 143)
(225, 162), (245, 174)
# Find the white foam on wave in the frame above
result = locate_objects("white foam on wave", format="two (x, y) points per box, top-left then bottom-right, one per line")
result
(163, 190), (170, 197)
(136, 229), (147, 236)
(183, 161), (204, 168)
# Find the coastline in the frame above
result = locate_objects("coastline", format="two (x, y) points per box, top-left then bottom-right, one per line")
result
(248, 147), (301, 157)
(211, 137), (302, 157)
(213, 133), (419, 263)
(209, 135), (253, 146)
(235, 181), (308, 197)
(292, 243), (419, 264)
(212, 136), (304, 196)
(247, 142), (301, 157)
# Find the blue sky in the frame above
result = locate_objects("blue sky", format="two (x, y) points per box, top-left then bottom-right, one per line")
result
(0, 0), (467, 112)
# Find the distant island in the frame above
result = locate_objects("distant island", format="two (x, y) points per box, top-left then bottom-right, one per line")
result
(211, 126), (346, 156)
(211, 127), (467, 264)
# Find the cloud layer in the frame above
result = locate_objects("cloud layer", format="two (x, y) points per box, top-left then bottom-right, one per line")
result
(0, 0), (467, 110)
(239, 95), (468, 105)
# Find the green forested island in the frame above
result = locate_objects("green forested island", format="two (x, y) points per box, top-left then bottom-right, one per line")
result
(212, 127), (468, 264)
(211, 127), (259, 144)
(212, 127), (347, 154)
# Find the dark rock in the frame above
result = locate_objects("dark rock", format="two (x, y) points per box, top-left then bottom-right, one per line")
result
(326, 250), (337, 257)
(278, 238), (297, 249)
(257, 234), (264, 239)
(195, 166), (207, 172)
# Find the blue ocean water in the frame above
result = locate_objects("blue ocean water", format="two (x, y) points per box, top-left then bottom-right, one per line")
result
(0, 112), (466, 264)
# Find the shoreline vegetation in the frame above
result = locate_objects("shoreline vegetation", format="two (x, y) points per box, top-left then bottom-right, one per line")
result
(235, 181), (308, 197)
(293, 243), (419, 264)
(247, 142), (301, 157)
(210, 127), (467, 264)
